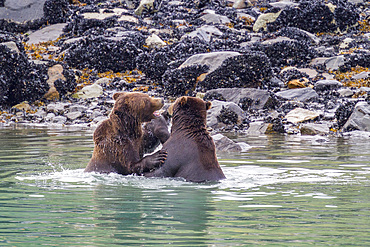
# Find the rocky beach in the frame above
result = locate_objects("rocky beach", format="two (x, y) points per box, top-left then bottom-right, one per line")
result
(1, 0), (370, 143)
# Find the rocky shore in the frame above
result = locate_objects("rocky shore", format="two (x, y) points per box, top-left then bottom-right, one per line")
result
(1, 0), (370, 141)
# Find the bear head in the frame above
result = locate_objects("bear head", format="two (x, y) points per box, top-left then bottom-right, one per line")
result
(169, 96), (212, 127)
(112, 92), (164, 122)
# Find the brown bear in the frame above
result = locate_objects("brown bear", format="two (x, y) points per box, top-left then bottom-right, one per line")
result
(84, 92), (168, 175)
(145, 96), (226, 182)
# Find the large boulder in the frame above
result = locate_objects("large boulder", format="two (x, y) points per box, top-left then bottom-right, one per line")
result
(0, 0), (69, 32)
(266, 0), (359, 33)
(205, 88), (277, 111)
(197, 51), (273, 91)
(63, 33), (145, 72)
(0, 39), (49, 106)
(275, 88), (319, 103)
(342, 102), (370, 132)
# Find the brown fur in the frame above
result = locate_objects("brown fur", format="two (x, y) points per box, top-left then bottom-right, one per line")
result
(145, 96), (226, 182)
(84, 92), (167, 175)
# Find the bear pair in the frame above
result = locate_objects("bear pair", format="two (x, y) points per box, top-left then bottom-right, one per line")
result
(84, 92), (225, 182)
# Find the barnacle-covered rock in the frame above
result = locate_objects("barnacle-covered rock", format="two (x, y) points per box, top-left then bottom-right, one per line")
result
(198, 51), (273, 90)
(0, 40), (49, 105)
(63, 33), (145, 72)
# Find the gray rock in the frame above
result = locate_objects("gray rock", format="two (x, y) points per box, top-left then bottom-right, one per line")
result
(200, 13), (231, 24)
(244, 121), (269, 136)
(0, 41), (20, 53)
(205, 88), (275, 110)
(314, 80), (342, 91)
(352, 72), (370, 80)
(300, 123), (330, 135)
(325, 55), (345, 70)
(212, 133), (251, 152)
(338, 88), (354, 97)
(182, 25), (223, 42)
(66, 111), (82, 121)
(26, 23), (67, 44)
(207, 100), (244, 128)
(0, 0), (46, 23)
(73, 84), (103, 99)
(285, 108), (320, 124)
(145, 33), (166, 48)
(52, 115), (67, 124)
(342, 102), (370, 132)
(69, 105), (87, 113)
(232, 0), (252, 9)
(179, 51), (241, 74)
(269, 0), (299, 9)
(275, 88), (319, 102)
(47, 102), (69, 113)
(261, 36), (294, 45)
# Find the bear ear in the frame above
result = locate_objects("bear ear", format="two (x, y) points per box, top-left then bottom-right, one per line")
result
(113, 92), (126, 101)
(206, 101), (212, 110)
(179, 96), (188, 107)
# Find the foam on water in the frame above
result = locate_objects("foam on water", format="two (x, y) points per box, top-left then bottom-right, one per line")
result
(15, 158), (369, 196)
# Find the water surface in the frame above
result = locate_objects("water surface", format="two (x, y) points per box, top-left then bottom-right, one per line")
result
(0, 127), (369, 246)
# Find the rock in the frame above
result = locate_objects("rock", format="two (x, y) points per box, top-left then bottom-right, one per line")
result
(339, 37), (355, 50)
(46, 102), (69, 112)
(300, 123), (330, 135)
(0, 41), (20, 53)
(338, 88), (354, 97)
(352, 72), (370, 80)
(145, 33), (167, 48)
(179, 51), (241, 74)
(269, 1), (299, 9)
(69, 105), (87, 113)
(253, 37), (316, 67)
(342, 102), (370, 132)
(51, 115), (67, 124)
(63, 34), (145, 72)
(135, 0), (155, 15)
(314, 80), (342, 91)
(26, 23), (67, 44)
(285, 108), (320, 124)
(12, 101), (31, 111)
(212, 133), (251, 152)
(118, 15), (138, 24)
(0, 39), (49, 106)
(0, 0), (47, 23)
(205, 88), (276, 110)
(66, 111), (82, 121)
(73, 84), (103, 99)
(232, 0), (252, 9)
(197, 51), (273, 90)
(207, 100), (244, 128)
(44, 64), (66, 100)
(325, 56), (345, 71)
(200, 12), (231, 24)
(276, 88), (318, 102)
(267, 1), (359, 33)
(244, 121), (270, 136)
(253, 11), (282, 32)
(182, 25), (223, 42)
(287, 78), (309, 89)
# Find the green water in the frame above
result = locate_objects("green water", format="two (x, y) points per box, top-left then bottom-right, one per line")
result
(0, 127), (369, 246)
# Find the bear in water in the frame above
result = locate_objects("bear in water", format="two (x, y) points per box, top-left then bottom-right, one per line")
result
(145, 96), (226, 182)
(84, 92), (168, 175)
